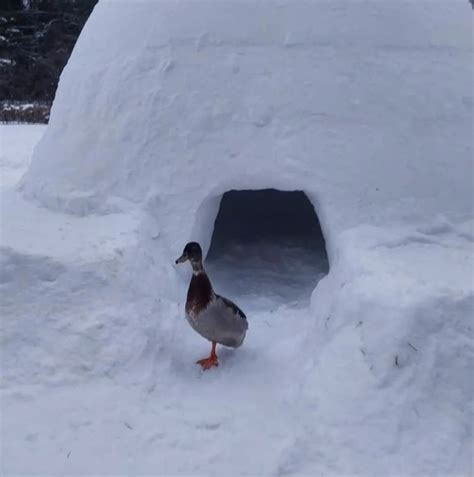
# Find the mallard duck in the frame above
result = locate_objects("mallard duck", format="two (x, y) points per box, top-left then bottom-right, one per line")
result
(175, 242), (248, 370)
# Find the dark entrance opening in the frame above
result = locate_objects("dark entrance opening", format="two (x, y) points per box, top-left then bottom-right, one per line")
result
(206, 189), (329, 308)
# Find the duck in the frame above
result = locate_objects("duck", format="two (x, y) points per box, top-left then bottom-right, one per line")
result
(175, 242), (248, 370)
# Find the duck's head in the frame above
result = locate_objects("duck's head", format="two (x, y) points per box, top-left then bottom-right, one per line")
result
(175, 242), (203, 265)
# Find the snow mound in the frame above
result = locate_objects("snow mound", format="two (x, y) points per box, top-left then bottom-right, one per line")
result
(2, 0), (473, 474)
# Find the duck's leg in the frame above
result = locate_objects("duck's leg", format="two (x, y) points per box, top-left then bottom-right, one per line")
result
(196, 341), (218, 370)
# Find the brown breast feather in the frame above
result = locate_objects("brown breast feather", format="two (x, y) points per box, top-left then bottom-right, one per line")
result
(185, 273), (213, 318)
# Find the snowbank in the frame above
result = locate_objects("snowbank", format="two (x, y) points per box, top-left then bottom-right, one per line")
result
(2, 0), (473, 474)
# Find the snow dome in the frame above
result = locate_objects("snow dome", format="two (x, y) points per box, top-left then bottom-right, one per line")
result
(4, 0), (473, 475)
(22, 1), (472, 252)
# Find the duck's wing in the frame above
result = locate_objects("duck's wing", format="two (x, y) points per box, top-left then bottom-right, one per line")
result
(215, 294), (247, 323)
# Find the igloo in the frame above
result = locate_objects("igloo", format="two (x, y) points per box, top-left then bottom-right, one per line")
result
(22, 1), (472, 251)
(5, 0), (473, 475)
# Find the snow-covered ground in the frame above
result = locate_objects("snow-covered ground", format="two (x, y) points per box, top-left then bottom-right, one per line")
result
(0, 124), (45, 187)
(1, 124), (473, 476)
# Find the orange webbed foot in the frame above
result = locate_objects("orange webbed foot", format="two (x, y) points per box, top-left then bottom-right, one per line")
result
(196, 355), (219, 370)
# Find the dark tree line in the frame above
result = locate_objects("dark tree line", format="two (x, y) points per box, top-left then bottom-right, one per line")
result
(0, 0), (97, 103)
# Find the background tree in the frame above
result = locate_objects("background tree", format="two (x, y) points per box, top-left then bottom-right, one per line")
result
(0, 0), (97, 103)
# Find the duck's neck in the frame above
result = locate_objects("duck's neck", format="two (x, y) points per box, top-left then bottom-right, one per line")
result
(191, 259), (205, 275)
(186, 261), (214, 316)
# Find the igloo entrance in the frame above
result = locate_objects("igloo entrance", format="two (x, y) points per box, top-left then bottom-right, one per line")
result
(206, 189), (329, 308)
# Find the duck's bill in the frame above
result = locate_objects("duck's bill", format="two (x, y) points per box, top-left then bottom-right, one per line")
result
(175, 253), (188, 264)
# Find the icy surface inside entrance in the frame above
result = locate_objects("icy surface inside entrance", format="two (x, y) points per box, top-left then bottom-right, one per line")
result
(206, 190), (329, 310)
